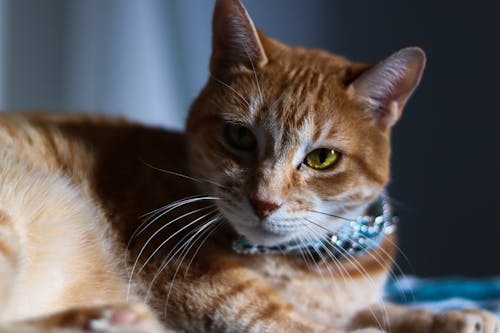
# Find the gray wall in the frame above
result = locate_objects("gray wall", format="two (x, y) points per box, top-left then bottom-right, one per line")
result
(0, 0), (498, 276)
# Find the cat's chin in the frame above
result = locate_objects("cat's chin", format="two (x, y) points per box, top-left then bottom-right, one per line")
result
(231, 224), (298, 247)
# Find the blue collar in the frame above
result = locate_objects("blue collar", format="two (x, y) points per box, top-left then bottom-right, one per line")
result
(232, 194), (397, 258)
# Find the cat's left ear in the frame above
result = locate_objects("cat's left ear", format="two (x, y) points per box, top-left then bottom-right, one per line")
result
(349, 47), (426, 130)
(210, 0), (268, 77)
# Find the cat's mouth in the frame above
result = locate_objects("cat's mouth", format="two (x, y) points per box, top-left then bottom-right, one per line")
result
(230, 220), (302, 247)
(231, 195), (397, 255)
(217, 202), (307, 246)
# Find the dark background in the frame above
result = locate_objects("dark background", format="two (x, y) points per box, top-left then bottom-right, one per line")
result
(1, 0), (498, 276)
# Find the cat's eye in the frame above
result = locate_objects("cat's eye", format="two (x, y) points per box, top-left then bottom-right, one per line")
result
(224, 124), (257, 150)
(304, 148), (340, 170)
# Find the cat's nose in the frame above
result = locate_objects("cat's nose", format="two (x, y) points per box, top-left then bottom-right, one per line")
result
(249, 196), (280, 219)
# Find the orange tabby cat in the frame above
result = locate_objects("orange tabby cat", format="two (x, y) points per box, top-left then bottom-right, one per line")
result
(0, 0), (497, 332)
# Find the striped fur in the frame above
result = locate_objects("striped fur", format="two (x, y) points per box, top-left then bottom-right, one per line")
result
(0, 1), (496, 333)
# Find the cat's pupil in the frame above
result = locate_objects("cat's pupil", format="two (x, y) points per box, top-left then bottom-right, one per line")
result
(238, 127), (247, 140)
(319, 149), (327, 163)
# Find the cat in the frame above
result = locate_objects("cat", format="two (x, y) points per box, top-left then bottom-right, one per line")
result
(0, 0), (497, 332)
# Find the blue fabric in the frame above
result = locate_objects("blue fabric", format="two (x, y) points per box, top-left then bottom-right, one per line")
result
(384, 276), (500, 317)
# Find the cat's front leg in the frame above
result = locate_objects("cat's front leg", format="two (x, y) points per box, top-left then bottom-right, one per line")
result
(349, 302), (499, 333)
(166, 278), (327, 332)
(162, 266), (385, 333)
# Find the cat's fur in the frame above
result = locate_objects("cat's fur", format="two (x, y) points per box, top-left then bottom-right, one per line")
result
(0, 0), (497, 332)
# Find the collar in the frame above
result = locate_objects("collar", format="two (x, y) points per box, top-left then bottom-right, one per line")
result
(232, 193), (397, 258)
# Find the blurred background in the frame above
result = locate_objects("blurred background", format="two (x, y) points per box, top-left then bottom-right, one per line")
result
(0, 0), (498, 277)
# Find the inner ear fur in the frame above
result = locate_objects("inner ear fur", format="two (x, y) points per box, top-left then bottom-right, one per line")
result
(349, 47), (426, 130)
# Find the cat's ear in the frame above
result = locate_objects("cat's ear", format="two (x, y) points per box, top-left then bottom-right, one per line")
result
(210, 0), (268, 77)
(349, 47), (426, 130)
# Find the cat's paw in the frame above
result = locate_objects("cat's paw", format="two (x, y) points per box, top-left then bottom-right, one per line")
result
(348, 329), (386, 333)
(430, 309), (499, 333)
(22, 302), (168, 333)
(81, 303), (166, 333)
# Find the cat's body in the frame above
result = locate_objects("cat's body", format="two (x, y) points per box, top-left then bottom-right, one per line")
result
(0, 1), (498, 333)
(0, 112), (391, 331)
(0, 114), (183, 321)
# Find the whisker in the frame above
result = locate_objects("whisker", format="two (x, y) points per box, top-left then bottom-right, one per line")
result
(333, 240), (389, 330)
(336, 244), (391, 331)
(305, 213), (412, 305)
(142, 161), (227, 189)
(299, 224), (344, 298)
(164, 215), (223, 318)
(308, 210), (356, 222)
(303, 218), (390, 331)
(144, 222), (204, 302)
(125, 195), (214, 290)
(306, 228), (363, 309)
(131, 195), (210, 249)
(139, 194), (207, 219)
(137, 208), (219, 275)
(127, 206), (216, 298)
(301, 233), (323, 275)
(295, 233), (314, 273)
(344, 234), (415, 304)
(210, 75), (250, 108)
(346, 234), (404, 277)
(241, 42), (264, 105)
(304, 217), (403, 276)
(381, 233), (415, 275)
(304, 217), (342, 234)
(305, 216), (408, 304)
(133, 197), (219, 240)
(183, 220), (224, 279)
(144, 213), (220, 302)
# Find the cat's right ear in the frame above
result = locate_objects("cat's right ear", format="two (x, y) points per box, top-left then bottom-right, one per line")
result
(349, 47), (426, 131)
(210, 0), (268, 77)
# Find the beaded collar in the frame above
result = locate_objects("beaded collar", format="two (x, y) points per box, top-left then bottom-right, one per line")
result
(232, 194), (397, 258)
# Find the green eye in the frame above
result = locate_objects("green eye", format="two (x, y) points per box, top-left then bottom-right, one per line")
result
(224, 124), (257, 150)
(304, 148), (339, 170)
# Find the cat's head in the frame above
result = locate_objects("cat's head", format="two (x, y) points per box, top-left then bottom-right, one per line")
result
(186, 0), (425, 247)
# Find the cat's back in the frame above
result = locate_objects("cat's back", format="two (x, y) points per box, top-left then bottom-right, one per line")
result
(0, 112), (186, 178)
(0, 112), (194, 226)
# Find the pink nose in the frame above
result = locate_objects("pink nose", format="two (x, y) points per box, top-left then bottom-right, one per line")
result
(249, 196), (280, 219)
